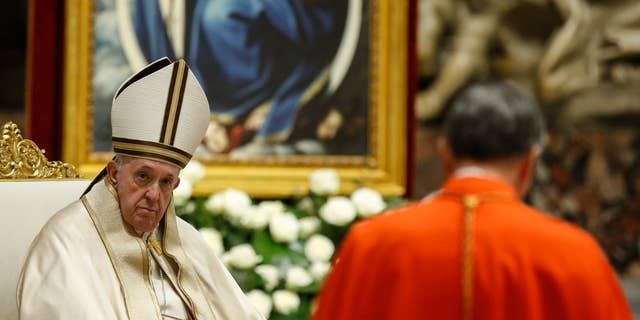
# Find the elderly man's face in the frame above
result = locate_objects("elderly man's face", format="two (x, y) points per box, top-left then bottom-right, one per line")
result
(107, 157), (180, 233)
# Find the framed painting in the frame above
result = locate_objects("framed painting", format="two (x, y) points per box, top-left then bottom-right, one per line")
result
(63, 0), (411, 197)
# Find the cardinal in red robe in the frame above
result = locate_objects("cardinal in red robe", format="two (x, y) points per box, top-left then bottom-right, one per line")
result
(314, 81), (633, 320)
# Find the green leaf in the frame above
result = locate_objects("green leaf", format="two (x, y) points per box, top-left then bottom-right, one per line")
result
(294, 281), (321, 294)
(288, 207), (307, 219)
(251, 231), (289, 264)
(385, 196), (410, 209)
(310, 194), (328, 212)
(229, 269), (261, 292)
(319, 222), (349, 245)
(225, 231), (251, 248)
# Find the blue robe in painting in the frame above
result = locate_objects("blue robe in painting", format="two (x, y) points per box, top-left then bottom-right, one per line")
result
(133, 0), (346, 141)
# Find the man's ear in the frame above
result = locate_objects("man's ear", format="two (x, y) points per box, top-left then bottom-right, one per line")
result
(516, 145), (542, 196)
(106, 161), (119, 185)
(437, 136), (455, 174)
(173, 177), (181, 191)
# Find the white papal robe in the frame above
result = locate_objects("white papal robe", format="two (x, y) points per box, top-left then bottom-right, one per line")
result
(17, 178), (262, 320)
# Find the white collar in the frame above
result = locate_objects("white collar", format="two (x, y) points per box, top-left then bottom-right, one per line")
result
(453, 166), (504, 181)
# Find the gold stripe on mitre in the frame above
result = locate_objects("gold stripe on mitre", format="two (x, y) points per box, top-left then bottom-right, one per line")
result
(112, 137), (191, 168)
(160, 60), (189, 145)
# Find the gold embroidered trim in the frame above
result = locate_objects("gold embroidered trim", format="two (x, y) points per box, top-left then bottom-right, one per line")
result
(139, 237), (163, 318)
(81, 196), (134, 319)
(0, 121), (80, 179)
(86, 179), (163, 319)
(462, 195), (478, 320)
(440, 192), (516, 320)
(163, 235), (198, 319)
(163, 204), (201, 319)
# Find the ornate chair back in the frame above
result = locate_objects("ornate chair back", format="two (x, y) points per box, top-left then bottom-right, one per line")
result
(0, 122), (90, 320)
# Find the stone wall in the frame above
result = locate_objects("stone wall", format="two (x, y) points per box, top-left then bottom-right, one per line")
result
(529, 126), (640, 272)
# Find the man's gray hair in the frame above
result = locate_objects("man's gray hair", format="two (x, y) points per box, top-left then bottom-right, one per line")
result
(443, 81), (546, 161)
(112, 155), (130, 169)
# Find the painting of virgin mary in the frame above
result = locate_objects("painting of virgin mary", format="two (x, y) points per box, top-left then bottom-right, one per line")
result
(93, 0), (369, 159)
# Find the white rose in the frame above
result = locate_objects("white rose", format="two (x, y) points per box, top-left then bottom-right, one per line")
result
(285, 266), (313, 289)
(204, 192), (225, 215)
(239, 206), (266, 230)
(269, 213), (300, 243)
(309, 169), (340, 195)
(247, 290), (272, 319)
(199, 228), (224, 256)
(172, 181), (192, 206)
(299, 216), (321, 238)
(204, 189), (253, 219)
(319, 196), (357, 226)
(182, 201), (197, 215)
(255, 264), (280, 291)
(304, 235), (335, 262)
(309, 261), (331, 281)
(222, 189), (252, 220)
(179, 160), (206, 186)
(241, 201), (285, 230)
(350, 187), (386, 217)
(272, 290), (300, 314)
(225, 244), (262, 269)
(258, 201), (286, 216)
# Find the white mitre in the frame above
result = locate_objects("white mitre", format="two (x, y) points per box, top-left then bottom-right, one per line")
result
(111, 57), (209, 168)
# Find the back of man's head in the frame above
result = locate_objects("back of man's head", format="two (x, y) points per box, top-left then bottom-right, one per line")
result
(443, 81), (545, 161)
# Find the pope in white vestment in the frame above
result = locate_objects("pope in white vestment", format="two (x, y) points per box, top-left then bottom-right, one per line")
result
(17, 58), (263, 320)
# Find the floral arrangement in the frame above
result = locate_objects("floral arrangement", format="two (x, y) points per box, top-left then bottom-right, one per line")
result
(173, 161), (405, 319)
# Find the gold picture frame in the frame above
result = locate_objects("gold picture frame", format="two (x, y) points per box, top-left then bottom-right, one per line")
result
(62, 0), (409, 198)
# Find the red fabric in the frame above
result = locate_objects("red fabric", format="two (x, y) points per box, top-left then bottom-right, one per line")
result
(26, 0), (65, 159)
(405, 0), (417, 198)
(314, 176), (633, 320)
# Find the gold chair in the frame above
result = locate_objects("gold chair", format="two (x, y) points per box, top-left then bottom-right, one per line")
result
(0, 122), (90, 320)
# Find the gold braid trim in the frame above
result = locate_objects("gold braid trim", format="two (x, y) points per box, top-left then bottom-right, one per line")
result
(462, 195), (479, 320)
(441, 192), (515, 320)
